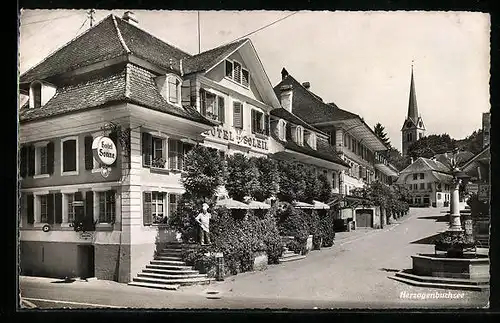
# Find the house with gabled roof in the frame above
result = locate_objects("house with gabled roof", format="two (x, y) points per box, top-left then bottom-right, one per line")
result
(273, 68), (398, 229)
(18, 11), (286, 285)
(396, 157), (454, 207)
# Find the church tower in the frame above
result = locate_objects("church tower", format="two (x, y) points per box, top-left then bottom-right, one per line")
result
(401, 65), (426, 157)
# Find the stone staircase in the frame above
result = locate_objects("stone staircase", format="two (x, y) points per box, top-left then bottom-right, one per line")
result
(128, 242), (214, 290)
(278, 247), (306, 263)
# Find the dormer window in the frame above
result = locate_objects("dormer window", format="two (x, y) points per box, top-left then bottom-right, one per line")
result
(295, 126), (304, 146)
(225, 59), (250, 88)
(277, 119), (287, 141)
(167, 75), (182, 105)
(305, 131), (317, 150)
(29, 80), (56, 109)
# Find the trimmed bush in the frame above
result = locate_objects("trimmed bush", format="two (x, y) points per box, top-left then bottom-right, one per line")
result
(250, 157), (279, 201)
(276, 202), (310, 254)
(225, 153), (260, 202)
(318, 209), (336, 247)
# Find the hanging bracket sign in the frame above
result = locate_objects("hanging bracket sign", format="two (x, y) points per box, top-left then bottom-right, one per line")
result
(92, 136), (117, 166)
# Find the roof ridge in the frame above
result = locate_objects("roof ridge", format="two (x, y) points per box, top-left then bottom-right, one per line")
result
(113, 14), (192, 57)
(20, 13), (115, 81)
(112, 15), (131, 54)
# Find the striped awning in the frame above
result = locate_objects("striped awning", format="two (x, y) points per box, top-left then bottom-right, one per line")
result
(312, 200), (330, 209)
(247, 200), (271, 209)
(293, 201), (315, 209)
(215, 198), (249, 209)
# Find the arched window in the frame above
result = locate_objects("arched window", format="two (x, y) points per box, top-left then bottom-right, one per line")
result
(278, 119), (287, 141)
(296, 126), (304, 146)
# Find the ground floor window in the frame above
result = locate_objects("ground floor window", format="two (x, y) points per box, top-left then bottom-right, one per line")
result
(66, 193), (75, 222)
(168, 194), (181, 217)
(152, 191), (165, 224)
(98, 190), (116, 223)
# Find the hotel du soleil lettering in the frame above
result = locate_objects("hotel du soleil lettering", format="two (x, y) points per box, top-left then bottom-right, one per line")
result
(203, 126), (269, 151)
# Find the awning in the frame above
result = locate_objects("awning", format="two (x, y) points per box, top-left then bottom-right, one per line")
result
(312, 200), (330, 210)
(328, 193), (373, 209)
(247, 200), (271, 209)
(375, 163), (399, 177)
(215, 198), (249, 209)
(293, 201), (315, 209)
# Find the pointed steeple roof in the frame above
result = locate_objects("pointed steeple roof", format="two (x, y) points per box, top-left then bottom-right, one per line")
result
(407, 65), (419, 122)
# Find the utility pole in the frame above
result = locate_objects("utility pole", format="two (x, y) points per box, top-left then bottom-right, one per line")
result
(197, 11), (201, 54)
(88, 9), (96, 27)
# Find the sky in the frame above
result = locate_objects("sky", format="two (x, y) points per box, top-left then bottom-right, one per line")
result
(18, 10), (491, 152)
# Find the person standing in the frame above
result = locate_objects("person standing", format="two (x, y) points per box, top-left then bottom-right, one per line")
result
(195, 203), (211, 245)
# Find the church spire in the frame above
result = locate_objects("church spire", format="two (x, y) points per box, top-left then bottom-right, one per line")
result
(407, 64), (419, 122)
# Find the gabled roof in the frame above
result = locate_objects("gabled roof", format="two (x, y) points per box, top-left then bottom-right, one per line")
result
(462, 145), (490, 171)
(432, 151), (475, 168)
(270, 107), (325, 136)
(182, 39), (248, 75)
(399, 156), (450, 175)
(20, 14), (191, 84)
(19, 63), (214, 126)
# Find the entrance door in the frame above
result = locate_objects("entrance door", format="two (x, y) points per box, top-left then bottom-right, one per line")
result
(77, 245), (95, 279)
(355, 209), (373, 228)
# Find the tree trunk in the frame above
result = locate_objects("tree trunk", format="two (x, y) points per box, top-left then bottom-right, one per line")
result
(387, 209), (395, 224)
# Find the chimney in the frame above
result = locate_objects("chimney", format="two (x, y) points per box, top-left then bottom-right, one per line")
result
(280, 84), (293, 112)
(410, 157), (414, 163)
(123, 11), (138, 26)
(302, 82), (310, 90)
(281, 68), (289, 80)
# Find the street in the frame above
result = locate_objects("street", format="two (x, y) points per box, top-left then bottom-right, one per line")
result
(19, 207), (489, 309)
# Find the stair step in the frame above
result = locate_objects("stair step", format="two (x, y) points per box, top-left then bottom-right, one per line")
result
(128, 281), (180, 290)
(155, 256), (183, 261)
(138, 272), (206, 279)
(282, 251), (296, 257)
(133, 276), (214, 286)
(163, 244), (183, 249)
(146, 264), (194, 270)
(278, 255), (306, 263)
(389, 275), (489, 292)
(150, 260), (186, 266)
(158, 252), (185, 258)
(395, 271), (489, 286)
(143, 268), (200, 275)
(162, 248), (184, 253)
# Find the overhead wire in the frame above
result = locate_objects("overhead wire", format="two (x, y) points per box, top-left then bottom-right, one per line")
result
(20, 13), (83, 26)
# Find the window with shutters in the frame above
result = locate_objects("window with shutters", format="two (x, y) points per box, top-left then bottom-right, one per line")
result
(61, 136), (78, 176)
(142, 132), (166, 169)
(167, 75), (182, 105)
(98, 190), (115, 223)
(233, 101), (243, 129)
(251, 109), (266, 135)
(224, 59), (250, 88)
(151, 192), (165, 224)
(168, 194), (180, 218)
(40, 195), (49, 223)
(168, 139), (190, 171)
(295, 126), (304, 146)
(34, 141), (51, 178)
(200, 89), (225, 123)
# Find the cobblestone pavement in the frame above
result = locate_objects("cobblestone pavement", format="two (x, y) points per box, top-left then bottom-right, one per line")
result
(178, 207), (489, 308)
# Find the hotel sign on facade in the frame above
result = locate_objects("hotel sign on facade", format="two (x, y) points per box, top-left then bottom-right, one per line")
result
(202, 126), (269, 151)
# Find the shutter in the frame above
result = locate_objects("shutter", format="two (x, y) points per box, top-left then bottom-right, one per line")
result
(168, 138), (177, 170)
(85, 191), (94, 223)
(27, 194), (34, 224)
(54, 193), (62, 224)
(84, 136), (94, 170)
(143, 192), (152, 226)
(264, 114), (270, 136)
(233, 102), (243, 128)
(47, 142), (55, 175)
(20, 145), (27, 178)
(28, 145), (35, 176)
(251, 109), (256, 133)
(242, 69), (249, 87)
(225, 60), (233, 78)
(47, 194), (55, 224)
(218, 96), (225, 123)
(109, 131), (118, 167)
(177, 141), (184, 171)
(142, 132), (152, 167)
(200, 89), (206, 116)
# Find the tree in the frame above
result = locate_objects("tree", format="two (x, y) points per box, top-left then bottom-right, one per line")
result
(385, 147), (411, 171)
(456, 129), (484, 155)
(374, 122), (391, 147)
(303, 165), (321, 203)
(225, 153), (260, 202)
(250, 157), (279, 201)
(317, 173), (332, 202)
(277, 161), (306, 203)
(181, 145), (226, 201)
(407, 134), (457, 159)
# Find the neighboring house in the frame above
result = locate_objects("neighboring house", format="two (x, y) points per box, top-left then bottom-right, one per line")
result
(401, 66), (426, 157)
(396, 157), (453, 207)
(273, 68), (398, 229)
(269, 106), (350, 196)
(432, 151), (474, 168)
(17, 12), (285, 283)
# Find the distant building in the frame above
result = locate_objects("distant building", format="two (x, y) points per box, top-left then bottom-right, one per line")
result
(482, 112), (490, 148)
(396, 157), (453, 207)
(401, 66), (426, 157)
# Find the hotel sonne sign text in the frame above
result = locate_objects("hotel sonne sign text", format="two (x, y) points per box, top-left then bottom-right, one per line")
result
(203, 126), (269, 151)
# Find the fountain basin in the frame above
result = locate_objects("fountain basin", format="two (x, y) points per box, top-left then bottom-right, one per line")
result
(412, 253), (489, 280)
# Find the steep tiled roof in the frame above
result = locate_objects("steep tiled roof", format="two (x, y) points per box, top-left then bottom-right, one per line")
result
(19, 63), (214, 126)
(432, 151), (475, 168)
(182, 39), (248, 75)
(20, 14), (191, 84)
(270, 107), (325, 135)
(274, 74), (358, 125)
(399, 157), (450, 175)
(271, 126), (349, 168)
